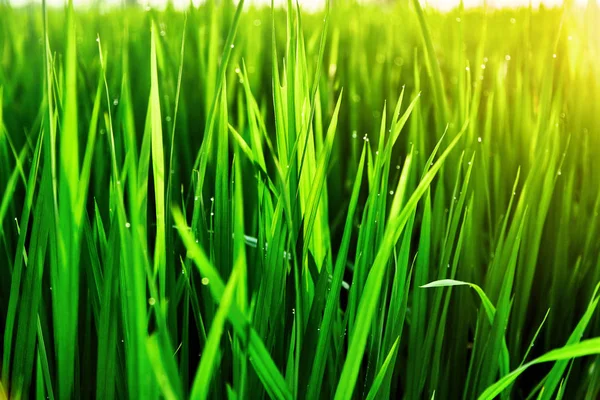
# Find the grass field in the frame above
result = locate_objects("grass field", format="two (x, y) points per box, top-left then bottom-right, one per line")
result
(1, 0), (600, 398)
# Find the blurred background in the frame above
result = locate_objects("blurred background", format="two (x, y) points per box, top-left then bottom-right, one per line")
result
(6, 0), (597, 12)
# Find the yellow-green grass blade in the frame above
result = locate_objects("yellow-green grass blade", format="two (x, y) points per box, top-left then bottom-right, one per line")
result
(303, 144), (367, 399)
(150, 21), (167, 301)
(479, 337), (600, 400)
(365, 336), (400, 400)
(173, 208), (292, 400)
(189, 267), (239, 400)
(334, 129), (464, 400)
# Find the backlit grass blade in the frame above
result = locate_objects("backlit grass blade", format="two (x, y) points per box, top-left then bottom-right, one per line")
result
(479, 337), (600, 400)
(303, 144), (366, 399)
(150, 21), (167, 301)
(54, 1), (81, 397)
(190, 267), (239, 400)
(334, 129), (464, 400)
(365, 337), (400, 400)
(173, 208), (292, 400)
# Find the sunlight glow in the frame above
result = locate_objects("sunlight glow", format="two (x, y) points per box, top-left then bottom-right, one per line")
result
(9, 0), (596, 10)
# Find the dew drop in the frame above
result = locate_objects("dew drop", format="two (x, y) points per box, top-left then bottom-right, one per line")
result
(201, 277), (210, 285)
(148, 297), (156, 306)
(125, 222), (131, 228)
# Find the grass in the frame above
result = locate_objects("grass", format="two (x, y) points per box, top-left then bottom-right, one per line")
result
(1, 0), (600, 398)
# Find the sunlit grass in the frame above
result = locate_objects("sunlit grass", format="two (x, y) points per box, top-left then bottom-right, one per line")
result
(1, 0), (600, 398)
